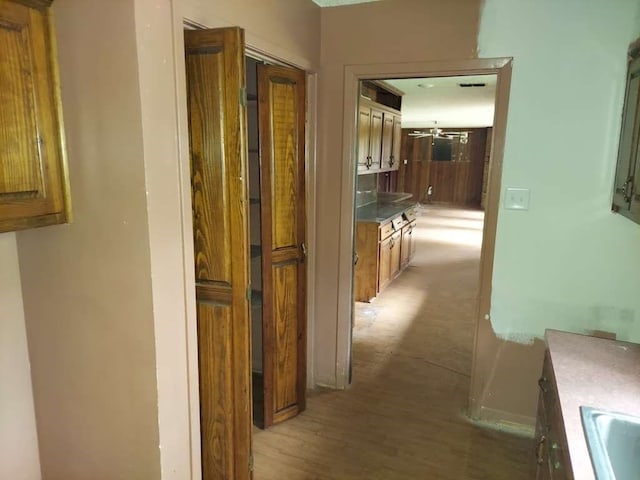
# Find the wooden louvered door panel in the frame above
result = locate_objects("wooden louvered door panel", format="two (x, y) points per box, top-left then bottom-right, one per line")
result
(184, 27), (252, 480)
(257, 64), (306, 428)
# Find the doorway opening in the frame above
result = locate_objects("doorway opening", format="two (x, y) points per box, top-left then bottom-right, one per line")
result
(351, 73), (497, 389)
(334, 59), (512, 418)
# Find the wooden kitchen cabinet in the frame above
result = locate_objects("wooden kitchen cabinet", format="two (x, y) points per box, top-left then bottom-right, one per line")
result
(0, 0), (71, 233)
(357, 98), (401, 174)
(400, 220), (416, 269)
(357, 101), (383, 173)
(612, 40), (640, 223)
(380, 112), (401, 171)
(354, 221), (380, 301)
(354, 206), (417, 302)
(381, 114), (394, 170)
(379, 229), (401, 292)
(388, 230), (401, 281)
(532, 352), (572, 480)
(391, 114), (402, 170)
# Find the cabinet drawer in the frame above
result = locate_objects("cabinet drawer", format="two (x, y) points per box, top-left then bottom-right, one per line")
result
(403, 207), (417, 223)
(379, 221), (394, 240)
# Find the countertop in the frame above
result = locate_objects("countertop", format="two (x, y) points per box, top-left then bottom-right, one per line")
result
(355, 199), (417, 223)
(546, 329), (640, 480)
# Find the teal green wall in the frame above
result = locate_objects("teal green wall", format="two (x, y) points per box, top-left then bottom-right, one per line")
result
(479, 0), (640, 342)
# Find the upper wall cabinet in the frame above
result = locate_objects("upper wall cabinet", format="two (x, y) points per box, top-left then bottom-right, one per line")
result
(612, 39), (640, 224)
(0, 0), (70, 233)
(357, 81), (402, 175)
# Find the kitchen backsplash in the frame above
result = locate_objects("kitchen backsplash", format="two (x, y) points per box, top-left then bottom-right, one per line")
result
(356, 173), (377, 207)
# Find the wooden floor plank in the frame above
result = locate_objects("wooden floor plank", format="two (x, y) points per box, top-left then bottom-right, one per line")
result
(253, 206), (531, 479)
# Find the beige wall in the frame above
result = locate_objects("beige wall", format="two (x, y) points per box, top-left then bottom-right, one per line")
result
(0, 233), (41, 480)
(182, 0), (320, 70)
(315, 0), (480, 386)
(17, 1), (161, 478)
(9, 0), (321, 479)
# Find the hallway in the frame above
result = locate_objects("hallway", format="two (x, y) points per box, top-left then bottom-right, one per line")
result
(253, 206), (532, 479)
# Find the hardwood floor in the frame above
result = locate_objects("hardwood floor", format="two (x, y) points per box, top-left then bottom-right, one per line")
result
(253, 206), (532, 479)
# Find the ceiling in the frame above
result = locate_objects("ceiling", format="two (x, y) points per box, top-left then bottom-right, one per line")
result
(384, 75), (497, 129)
(312, 0), (381, 6)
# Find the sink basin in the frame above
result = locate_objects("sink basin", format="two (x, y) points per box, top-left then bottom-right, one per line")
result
(581, 406), (640, 480)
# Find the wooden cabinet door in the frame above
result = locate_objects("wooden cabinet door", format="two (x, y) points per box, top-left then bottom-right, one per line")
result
(400, 223), (412, 269)
(408, 220), (417, 260)
(357, 104), (372, 172)
(0, 0), (70, 233)
(369, 108), (384, 170)
(184, 27), (252, 480)
(354, 222), (378, 302)
(380, 113), (394, 170)
(378, 235), (392, 292)
(257, 63), (307, 427)
(613, 55), (640, 215)
(389, 230), (402, 279)
(391, 115), (402, 171)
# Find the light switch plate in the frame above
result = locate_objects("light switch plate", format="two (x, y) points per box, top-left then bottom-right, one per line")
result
(504, 187), (530, 210)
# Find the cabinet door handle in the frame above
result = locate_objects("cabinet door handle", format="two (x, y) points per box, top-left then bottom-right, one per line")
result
(354, 252), (359, 265)
(366, 156), (372, 168)
(300, 242), (307, 260)
(536, 435), (547, 465)
(538, 376), (548, 393)
(621, 176), (634, 202)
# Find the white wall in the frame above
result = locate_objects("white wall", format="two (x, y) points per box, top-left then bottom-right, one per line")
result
(0, 233), (41, 480)
(479, 0), (640, 342)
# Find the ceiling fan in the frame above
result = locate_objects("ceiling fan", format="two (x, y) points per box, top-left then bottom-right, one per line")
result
(409, 125), (470, 143)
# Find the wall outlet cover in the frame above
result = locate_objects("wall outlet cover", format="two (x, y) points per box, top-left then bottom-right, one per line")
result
(504, 187), (530, 210)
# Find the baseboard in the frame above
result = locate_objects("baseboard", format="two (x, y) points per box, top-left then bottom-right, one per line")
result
(467, 406), (536, 438)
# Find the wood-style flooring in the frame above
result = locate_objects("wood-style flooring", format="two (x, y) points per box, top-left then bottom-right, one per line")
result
(253, 206), (532, 479)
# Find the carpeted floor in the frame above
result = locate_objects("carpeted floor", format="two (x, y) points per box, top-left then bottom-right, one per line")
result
(253, 205), (533, 479)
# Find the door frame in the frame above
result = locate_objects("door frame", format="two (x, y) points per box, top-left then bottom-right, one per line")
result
(335, 58), (512, 416)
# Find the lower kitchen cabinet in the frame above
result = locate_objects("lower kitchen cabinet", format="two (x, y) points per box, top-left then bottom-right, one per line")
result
(378, 230), (401, 292)
(400, 221), (415, 269)
(354, 205), (417, 302)
(532, 351), (572, 480)
(533, 330), (640, 480)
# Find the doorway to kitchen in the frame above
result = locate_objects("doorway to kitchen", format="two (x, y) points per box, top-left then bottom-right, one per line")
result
(351, 73), (497, 386)
(334, 59), (512, 418)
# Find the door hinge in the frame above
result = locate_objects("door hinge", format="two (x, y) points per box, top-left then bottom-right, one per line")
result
(240, 86), (247, 107)
(249, 454), (254, 472)
(246, 284), (252, 302)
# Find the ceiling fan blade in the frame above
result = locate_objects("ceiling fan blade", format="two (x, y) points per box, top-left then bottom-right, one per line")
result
(408, 131), (433, 138)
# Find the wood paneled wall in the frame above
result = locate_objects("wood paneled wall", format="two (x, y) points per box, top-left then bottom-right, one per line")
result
(397, 128), (488, 207)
